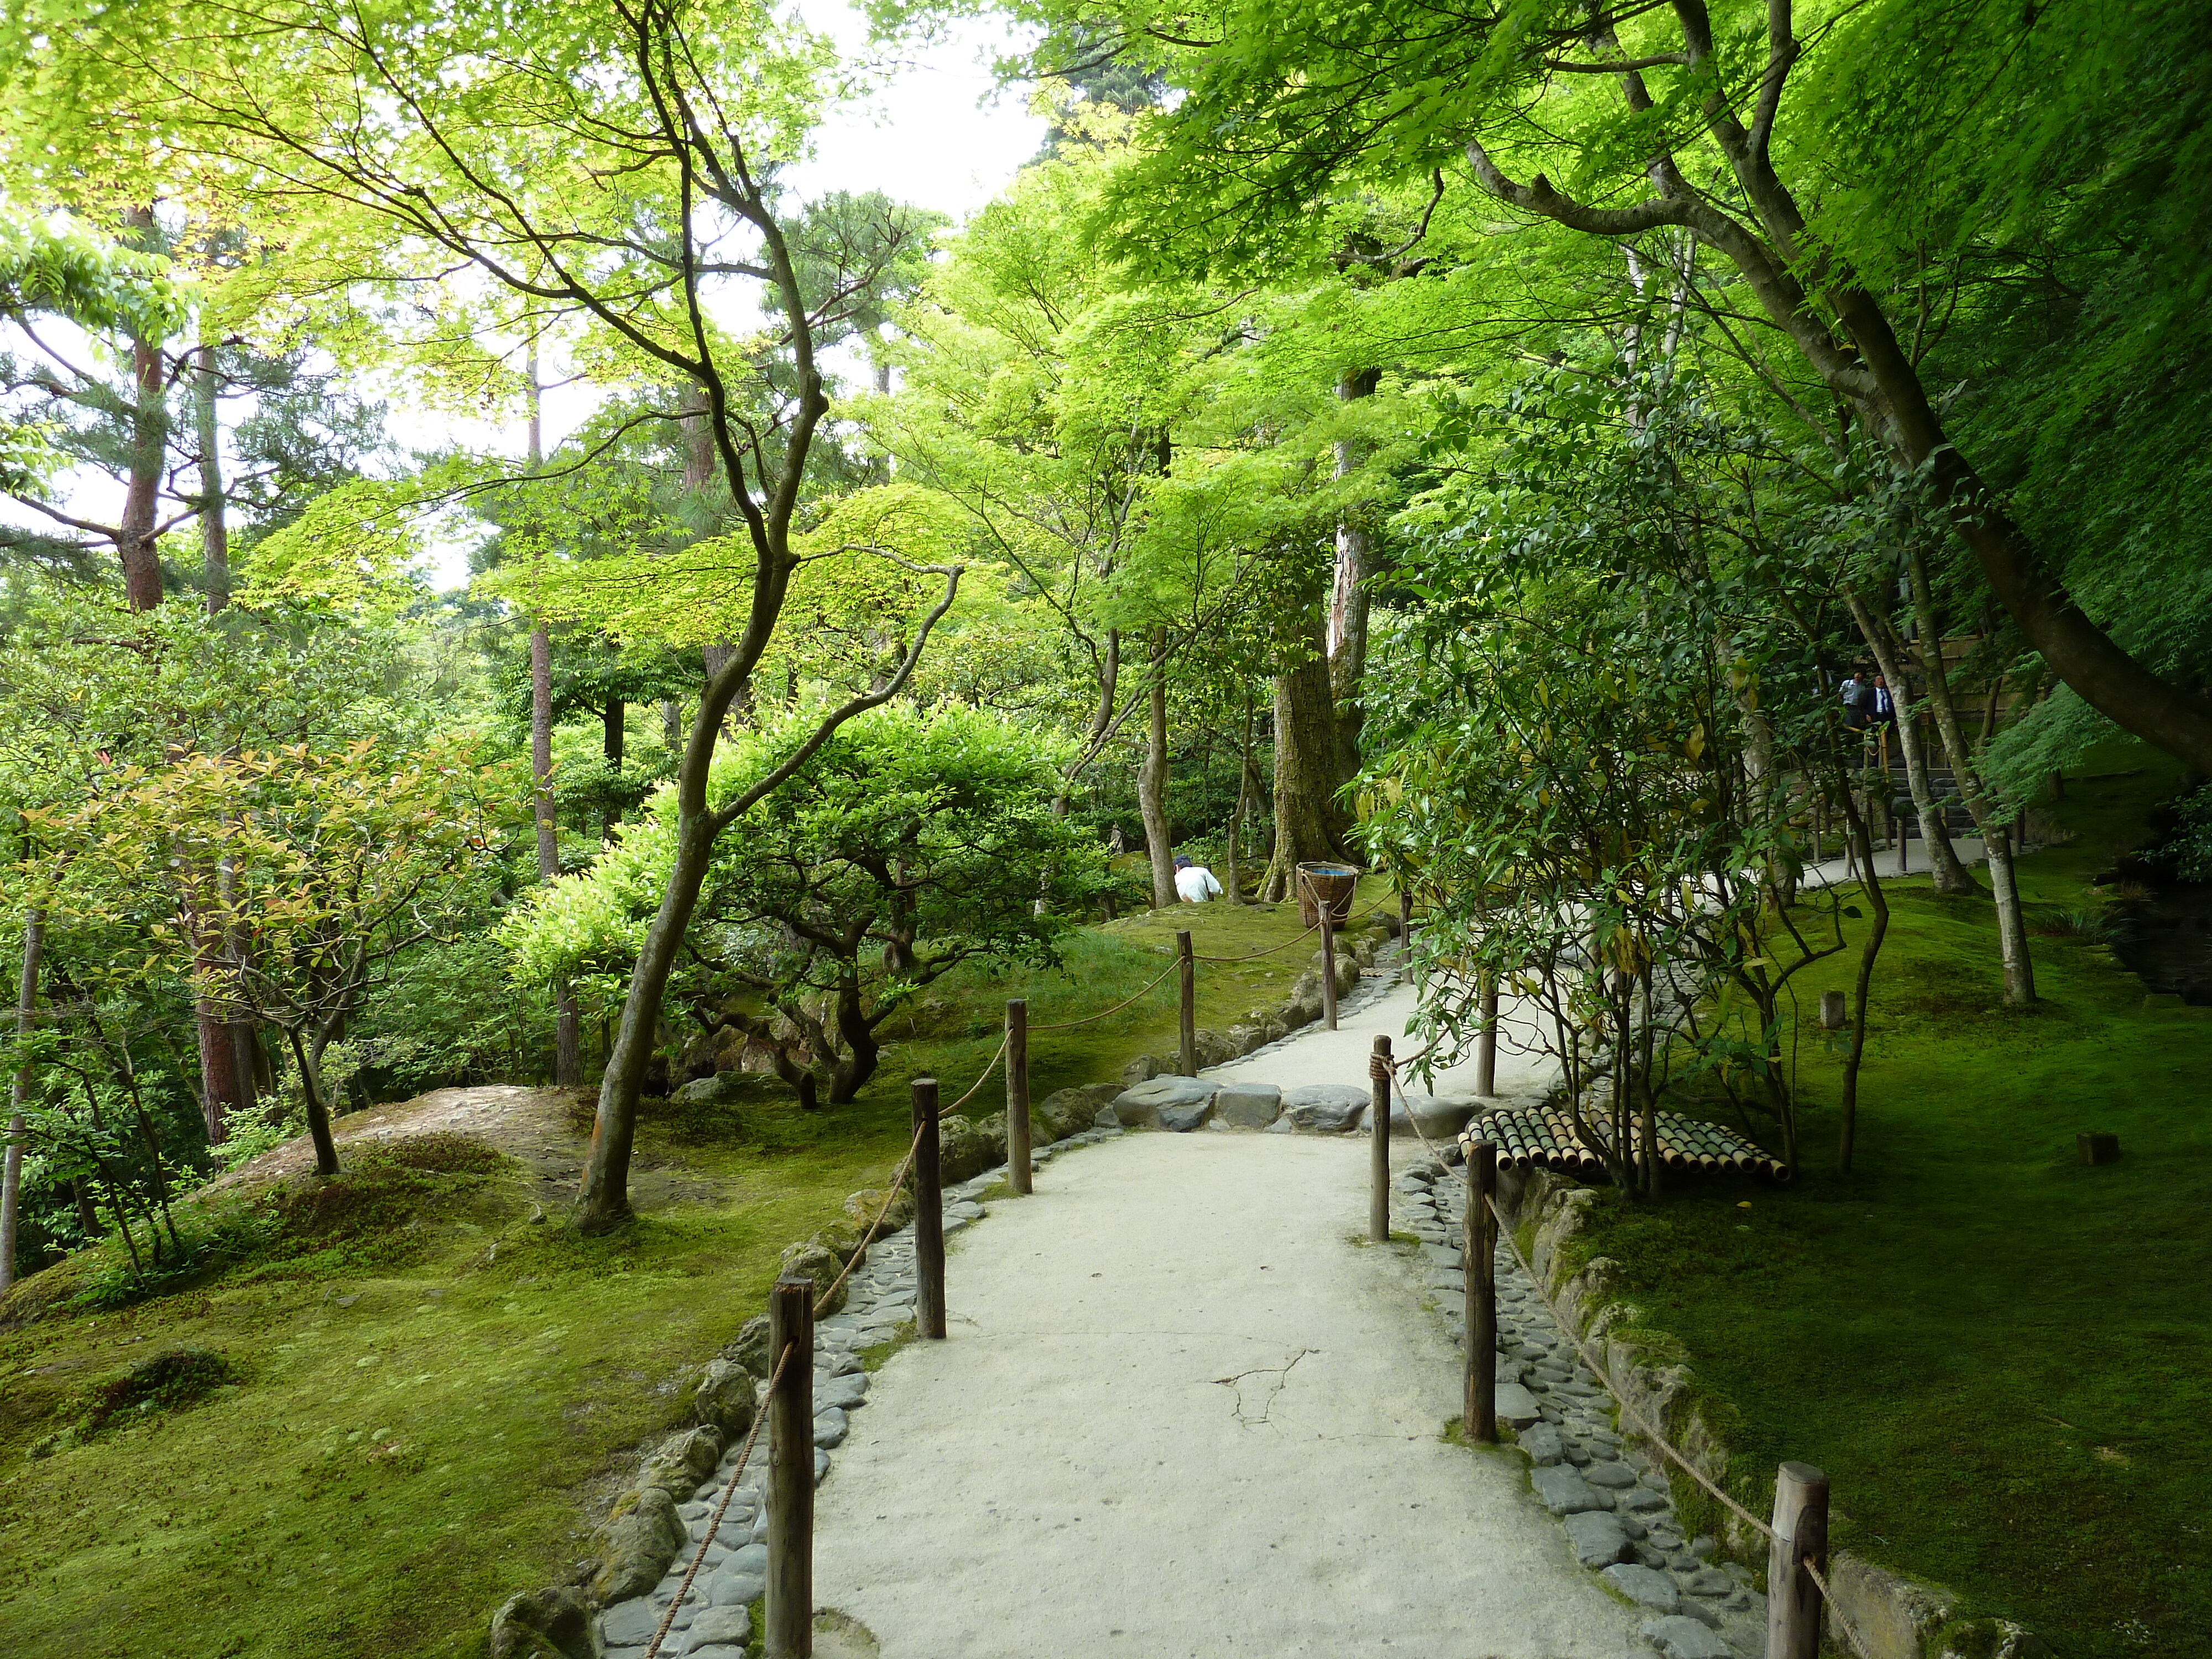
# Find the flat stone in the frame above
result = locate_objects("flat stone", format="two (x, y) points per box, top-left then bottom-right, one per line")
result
(1213, 1083), (1282, 1128)
(1618, 1487), (1671, 1514)
(813, 1407), (848, 1448)
(1585, 1460), (1639, 1489)
(684, 1605), (756, 1649)
(1112, 1076), (1215, 1128)
(1530, 1465), (1605, 1514)
(1493, 1383), (1541, 1428)
(1517, 1422), (1564, 1466)
(1638, 1615), (1733, 1659)
(1279, 1083), (1368, 1132)
(817, 1371), (868, 1410)
(602, 1599), (659, 1646)
(1562, 1510), (1630, 1568)
(1603, 1564), (1681, 1612)
(1688, 1536), (1717, 1560)
(1360, 1092), (1480, 1139)
(1634, 1543), (1668, 1569)
(1157, 1096), (1216, 1133)
(1677, 1567), (1734, 1597)
(1418, 1243), (1462, 1269)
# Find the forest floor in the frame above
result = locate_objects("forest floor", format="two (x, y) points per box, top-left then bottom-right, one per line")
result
(1575, 742), (2212, 1659)
(0, 880), (1389, 1659)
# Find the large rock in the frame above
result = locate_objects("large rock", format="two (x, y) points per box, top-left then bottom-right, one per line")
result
(1639, 1616), (1733, 1659)
(488, 1585), (597, 1659)
(1530, 1464), (1605, 1514)
(1036, 1083), (1119, 1140)
(686, 1605), (756, 1649)
(1213, 1083), (1282, 1129)
(1191, 1028), (1241, 1068)
(724, 1314), (772, 1378)
(1562, 1510), (1631, 1568)
(777, 1240), (849, 1316)
(1360, 1092), (1479, 1140)
(672, 1070), (759, 1108)
(842, 1187), (915, 1241)
(1825, 1551), (1963, 1659)
(593, 1485), (688, 1602)
(690, 1358), (757, 1438)
(936, 1114), (999, 1185)
(1280, 1083), (1368, 1133)
(1120, 1053), (1166, 1086)
(1112, 1075), (1215, 1128)
(637, 1426), (724, 1501)
(1157, 1095), (1215, 1133)
(1601, 1563), (1681, 1612)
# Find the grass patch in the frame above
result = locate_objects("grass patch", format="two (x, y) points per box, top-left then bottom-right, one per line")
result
(1577, 742), (2212, 1657)
(0, 888), (1362, 1658)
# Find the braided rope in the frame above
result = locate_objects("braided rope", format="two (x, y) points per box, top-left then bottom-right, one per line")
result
(639, 1116), (930, 1659)
(936, 1032), (1008, 1116)
(1030, 957), (1180, 1031)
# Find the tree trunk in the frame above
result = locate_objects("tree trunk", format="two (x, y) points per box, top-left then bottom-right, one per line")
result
(1328, 368), (1380, 787)
(1471, 106), (2212, 776)
(602, 692), (624, 843)
(1832, 779), (1889, 1175)
(116, 207), (166, 612)
(1262, 602), (1344, 900)
(525, 359), (585, 1085)
(284, 1024), (341, 1178)
(195, 339), (229, 614)
(1137, 631), (1176, 909)
(1842, 589), (1974, 895)
(1225, 686), (1256, 904)
(1905, 547), (2035, 1003)
(2, 907), (44, 1294)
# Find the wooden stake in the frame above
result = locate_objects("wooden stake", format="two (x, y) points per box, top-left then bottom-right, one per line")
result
(1399, 886), (1413, 943)
(1465, 1140), (1496, 1443)
(1476, 975), (1499, 1098)
(1369, 1035), (1391, 1242)
(1766, 1460), (1830, 1659)
(765, 1275), (814, 1659)
(911, 1077), (945, 1339)
(1321, 914), (1339, 1031)
(1005, 999), (1031, 1196)
(1177, 930), (1196, 1077)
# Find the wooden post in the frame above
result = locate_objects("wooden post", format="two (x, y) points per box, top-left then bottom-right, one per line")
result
(1766, 1460), (1830, 1659)
(2077, 1131), (2120, 1166)
(1177, 930), (1196, 1077)
(1399, 886), (1413, 944)
(1465, 1140), (1496, 1443)
(1321, 912), (1339, 1031)
(1367, 1034), (1392, 1241)
(765, 1275), (815, 1659)
(1476, 975), (1499, 1098)
(911, 1077), (946, 1339)
(1006, 999), (1031, 1195)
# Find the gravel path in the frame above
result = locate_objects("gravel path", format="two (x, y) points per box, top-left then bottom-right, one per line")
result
(806, 1125), (1648, 1657)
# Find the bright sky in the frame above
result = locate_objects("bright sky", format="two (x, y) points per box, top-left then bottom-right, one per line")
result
(2, 2), (1045, 592)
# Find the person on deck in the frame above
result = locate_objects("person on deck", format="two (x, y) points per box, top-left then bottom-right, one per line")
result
(1173, 854), (1223, 904)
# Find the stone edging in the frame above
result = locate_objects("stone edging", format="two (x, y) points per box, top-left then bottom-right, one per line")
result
(1489, 1168), (2051, 1659)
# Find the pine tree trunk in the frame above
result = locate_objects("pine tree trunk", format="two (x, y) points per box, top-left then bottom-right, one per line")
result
(3, 907), (44, 1294)
(1843, 590), (1974, 894)
(117, 208), (166, 612)
(1262, 603), (1344, 900)
(196, 340), (229, 614)
(1138, 631), (1176, 909)
(1905, 549), (2036, 1003)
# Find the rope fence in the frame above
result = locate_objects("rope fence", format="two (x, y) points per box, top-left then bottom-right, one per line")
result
(1371, 1050), (1870, 1659)
(638, 881), (1396, 1658)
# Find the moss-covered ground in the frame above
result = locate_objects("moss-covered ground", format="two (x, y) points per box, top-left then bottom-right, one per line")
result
(1579, 744), (2211, 1658)
(0, 885), (1380, 1658)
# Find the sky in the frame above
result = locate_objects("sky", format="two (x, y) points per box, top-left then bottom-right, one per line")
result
(416, 1), (1046, 586)
(1, 2), (1047, 591)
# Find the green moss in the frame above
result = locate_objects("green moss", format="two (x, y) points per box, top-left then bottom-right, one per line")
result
(1573, 742), (2212, 1657)
(0, 884), (1380, 1657)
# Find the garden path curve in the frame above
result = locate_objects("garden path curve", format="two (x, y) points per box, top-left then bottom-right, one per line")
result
(808, 1072), (1646, 1656)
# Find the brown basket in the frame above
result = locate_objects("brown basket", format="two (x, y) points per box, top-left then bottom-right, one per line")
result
(1296, 862), (1361, 928)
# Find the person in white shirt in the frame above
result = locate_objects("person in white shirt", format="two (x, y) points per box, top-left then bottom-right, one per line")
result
(1173, 854), (1223, 903)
